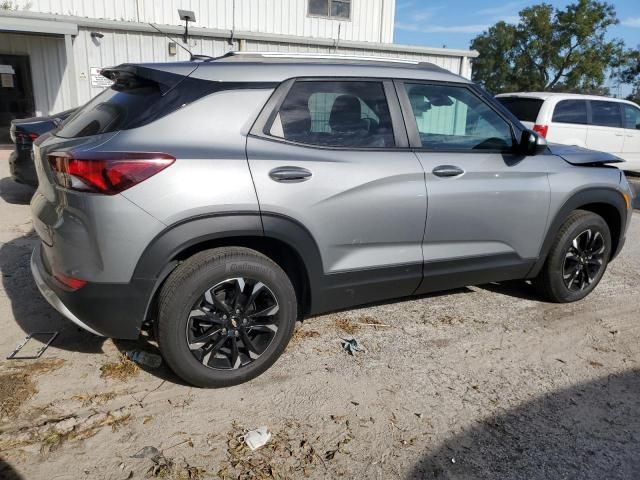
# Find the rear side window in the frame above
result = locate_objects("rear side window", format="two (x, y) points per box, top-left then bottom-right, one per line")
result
(552, 100), (588, 125)
(270, 80), (395, 148)
(496, 97), (543, 123)
(590, 101), (622, 128)
(56, 76), (230, 139)
(623, 104), (640, 130)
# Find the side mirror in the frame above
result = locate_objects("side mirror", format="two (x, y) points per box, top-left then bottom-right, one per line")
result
(519, 129), (547, 156)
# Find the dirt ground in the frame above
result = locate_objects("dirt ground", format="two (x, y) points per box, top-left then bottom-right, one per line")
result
(1, 148), (639, 480)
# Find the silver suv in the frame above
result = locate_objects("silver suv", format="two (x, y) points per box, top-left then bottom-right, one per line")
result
(30, 53), (635, 387)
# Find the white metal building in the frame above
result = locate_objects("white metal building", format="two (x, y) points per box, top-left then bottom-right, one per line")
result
(0, 0), (478, 138)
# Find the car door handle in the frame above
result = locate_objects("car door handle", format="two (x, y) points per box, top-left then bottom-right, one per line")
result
(269, 166), (312, 183)
(615, 133), (624, 137)
(432, 165), (464, 177)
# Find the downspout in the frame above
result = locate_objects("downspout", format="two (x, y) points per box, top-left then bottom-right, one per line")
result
(63, 33), (79, 108)
(229, 0), (236, 48)
(380, 0), (385, 43)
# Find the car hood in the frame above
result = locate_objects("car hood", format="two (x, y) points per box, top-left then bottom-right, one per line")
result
(547, 143), (624, 166)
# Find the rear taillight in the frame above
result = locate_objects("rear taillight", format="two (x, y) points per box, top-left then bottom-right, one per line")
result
(533, 124), (548, 138)
(53, 270), (87, 290)
(13, 131), (38, 144)
(47, 151), (175, 195)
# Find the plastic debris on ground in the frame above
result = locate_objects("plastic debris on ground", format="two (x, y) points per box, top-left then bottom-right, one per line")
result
(125, 351), (162, 368)
(130, 445), (161, 460)
(243, 426), (272, 451)
(341, 338), (365, 355)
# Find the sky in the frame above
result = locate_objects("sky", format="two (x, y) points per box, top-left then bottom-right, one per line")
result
(394, 0), (640, 50)
(393, 0), (639, 95)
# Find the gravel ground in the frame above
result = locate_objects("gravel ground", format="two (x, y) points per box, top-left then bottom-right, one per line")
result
(0, 148), (639, 480)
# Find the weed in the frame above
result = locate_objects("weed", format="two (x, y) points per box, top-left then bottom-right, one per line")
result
(100, 355), (139, 381)
(334, 317), (360, 335)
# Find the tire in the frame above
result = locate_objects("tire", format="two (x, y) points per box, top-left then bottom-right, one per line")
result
(535, 210), (612, 303)
(157, 247), (297, 387)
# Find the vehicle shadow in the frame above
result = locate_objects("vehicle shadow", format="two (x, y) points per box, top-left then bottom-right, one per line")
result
(0, 177), (34, 205)
(0, 233), (106, 354)
(628, 177), (640, 210)
(476, 279), (539, 301)
(410, 369), (640, 479)
(112, 336), (191, 387)
(0, 230), (188, 382)
(0, 457), (23, 480)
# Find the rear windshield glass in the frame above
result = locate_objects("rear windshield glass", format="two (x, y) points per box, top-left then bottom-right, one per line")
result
(56, 84), (164, 138)
(56, 75), (244, 139)
(496, 97), (543, 123)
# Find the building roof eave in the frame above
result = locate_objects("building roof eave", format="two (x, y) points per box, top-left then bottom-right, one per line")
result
(0, 9), (478, 59)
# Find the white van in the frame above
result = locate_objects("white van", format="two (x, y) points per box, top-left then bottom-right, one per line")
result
(496, 92), (640, 172)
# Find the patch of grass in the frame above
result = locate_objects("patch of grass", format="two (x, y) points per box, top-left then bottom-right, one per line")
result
(438, 314), (464, 325)
(72, 392), (116, 406)
(290, 326), (321, 347)
(40, 432), (63, 453)
(100, 355), (139, 381)
(147, 454), (206, 479)
(0, 359), (65, 417)
(356, 315), (390, 329)
(334, 317), (360, 335)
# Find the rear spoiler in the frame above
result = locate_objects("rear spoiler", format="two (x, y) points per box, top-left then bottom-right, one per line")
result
(100, 63), (199, 95)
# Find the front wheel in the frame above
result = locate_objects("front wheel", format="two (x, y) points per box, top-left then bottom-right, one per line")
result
(535, 210), (611, 303)
(156, 247), (297, 387)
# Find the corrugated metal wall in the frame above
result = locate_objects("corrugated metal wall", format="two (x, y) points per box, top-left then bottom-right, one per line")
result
(1, 26), (470, 116)
(11, 0), (395, 43)
(0, 32), (72, 116)
(71, 28), (466, 105)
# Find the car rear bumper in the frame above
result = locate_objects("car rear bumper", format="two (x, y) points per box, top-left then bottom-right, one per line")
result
(9, 149), (38, 186)
(31, 243), (154, 339)
(31, 244), (105, 336)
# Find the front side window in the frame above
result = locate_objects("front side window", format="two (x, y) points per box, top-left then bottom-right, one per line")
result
(405, 83), (514, 151)
(552, 100), (588, 125)
(590, 101), (622, 128)
(308, 0), (351, 19)
(270, 80), (395, 148)
(623, 104), (640, 130)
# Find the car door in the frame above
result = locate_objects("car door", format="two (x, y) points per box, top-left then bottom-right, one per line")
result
(247, 78), (427, 311)
(548, 99), (589, 147)
(396, 81), (552, 293)
(622, 103), (640, 170)
(587, 100), (625, 154)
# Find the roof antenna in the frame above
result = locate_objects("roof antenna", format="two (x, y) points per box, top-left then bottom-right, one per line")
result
(147, 22), (214, 61)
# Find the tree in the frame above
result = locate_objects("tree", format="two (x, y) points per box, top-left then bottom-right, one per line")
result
(470, 0), (623, 95)
(616, 47), (640, 103)
(0, 1), (31, 10)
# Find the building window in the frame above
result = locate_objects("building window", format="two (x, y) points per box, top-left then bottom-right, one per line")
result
(308, 0), (351, 19)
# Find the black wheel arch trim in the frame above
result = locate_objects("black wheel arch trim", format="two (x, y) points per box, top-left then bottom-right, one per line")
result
(527, 187), (628, 278)
(131, 211), (326, 326)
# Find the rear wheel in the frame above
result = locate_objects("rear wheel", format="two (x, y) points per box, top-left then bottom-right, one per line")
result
(157, 247), (297, 387)
(535, 210), (611, 303)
